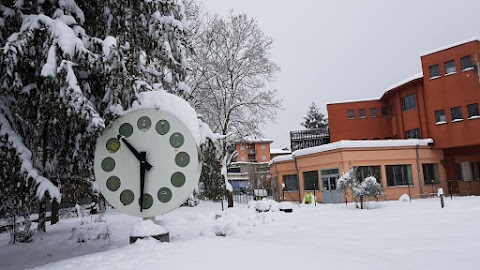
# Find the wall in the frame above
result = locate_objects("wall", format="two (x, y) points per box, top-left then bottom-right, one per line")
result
(270, 146), (445, 203)
(327, 100), (390, 142)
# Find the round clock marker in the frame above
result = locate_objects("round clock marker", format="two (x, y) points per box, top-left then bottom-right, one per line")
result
(94, 109), (201, 218)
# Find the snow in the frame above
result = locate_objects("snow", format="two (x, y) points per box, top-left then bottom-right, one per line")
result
(420, 37), (479, 57)
(436, 121), (447, 125)
(270, 148), (291, 155)
(399, 194), (410, 202)
(1, 198), (480, 269)
(102, 36), (117, 58)
(384, 72), (423, 93)
(268, 154), (294, 166)
(468, 115), (480, 120)
(128, 90), (220, 147)
(130, 220), (167, 237)
(328, 97), (380, 105)
(452, 119), (463, 123)
(293, 138), (433, 158)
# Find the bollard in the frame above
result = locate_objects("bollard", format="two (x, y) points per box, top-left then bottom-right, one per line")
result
(438, 188), (445, 208)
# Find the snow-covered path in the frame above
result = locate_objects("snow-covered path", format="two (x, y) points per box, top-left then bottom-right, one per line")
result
(1, 197), (479, 270)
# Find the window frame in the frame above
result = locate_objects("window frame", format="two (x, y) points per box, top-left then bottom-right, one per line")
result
(354, 166), (382, 183)
(444, 60), (456, 75)
(386, 164), (413, 186)
(435, 109), (447, 123)
(402, 94), (417, 111)
(429, 64), (440, 78)
(467, 103), (479, 118)
(422, 163), (440, 184)
(405, 128), (421, 139)
(348, 110), (354, 119)
(359, 109), (366, 118)
(283, 174), (299, 191)
(451, 106), (463, 121)
(461, 55), (473, 71)
(381, 106), (388, 116)
(370, 108), (377, 118)
(303, 171), (319, 190)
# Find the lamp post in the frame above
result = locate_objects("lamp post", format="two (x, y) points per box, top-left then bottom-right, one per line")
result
(282, 183), (285, 201)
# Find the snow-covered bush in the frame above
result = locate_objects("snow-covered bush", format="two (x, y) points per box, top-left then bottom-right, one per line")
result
(337, 170), (385, 209)
(255, 200), (271, 212)
(399, 194), (410, 202)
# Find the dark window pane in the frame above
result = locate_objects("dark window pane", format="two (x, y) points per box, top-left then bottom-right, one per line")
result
(381, 106), (388, 116)
(422, 163), (439, 184)
(354, 166), (381, 183)
(444, 60), (456, 74)
(461, 55), (473, 70)
(370, 108), (377, 118)
(406, 128), (421, 139)
(283, 174), (298, 191)
(386, 165), (412, 186)
(402, 94), (417, 111)
(435, 110), (446, 123)
(451, 106), (463, 120)
(303, 171), (319, 190)
(359, 109), (366, 118)
(467, 103), (479, 118)
(348, 110), (354, 119)
(456, 164), (463, 180)
(429, 64), (440, 78)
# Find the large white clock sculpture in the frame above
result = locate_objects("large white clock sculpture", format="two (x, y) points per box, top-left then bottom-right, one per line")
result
(94, 108), (201, 218)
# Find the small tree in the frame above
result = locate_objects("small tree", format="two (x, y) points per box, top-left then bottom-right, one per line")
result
(199, 141), (224, 202)
(301, 102), (328, 129)
(337, 170), (384, 209)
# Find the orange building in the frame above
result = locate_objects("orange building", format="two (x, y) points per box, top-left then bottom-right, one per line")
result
(271, 38), (480, 203)
(234, 139), (272, 163)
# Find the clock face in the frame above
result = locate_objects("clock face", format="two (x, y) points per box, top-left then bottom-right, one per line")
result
(94, 109), (201, 218)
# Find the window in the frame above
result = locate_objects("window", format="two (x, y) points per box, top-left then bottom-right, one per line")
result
(370, 108), (377, 118)
(359, 109), (366, 118)
(303, 171), (319, 190)
(467, 103), (479, 118)
(354, 166), (381, 183)
(348, 110), (354, 119)
(386, 165), (413, 186)
(451, 106), (463, 121)
(240, 156), (246, 161)
(461, 55), (473, 70)
(444, 60), (456, 74)
(402, 94), (417, 111)
(456, 164), (463, 180)
(240, 145), (245, 150)
(261, 144), (266, 150)
(422, 164), (439, 184)
(435, 110), (446, 123)
(381, 106), (388, 116)
(429, 64), (440, 78)
(261, 155), (267, 161)
(406, 128), (421, 139)
(283, 174), (298, 191)
(472, 162), (480, 180)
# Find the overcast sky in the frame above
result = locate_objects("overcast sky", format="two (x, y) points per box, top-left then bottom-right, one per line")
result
(200, 0), (480, 148)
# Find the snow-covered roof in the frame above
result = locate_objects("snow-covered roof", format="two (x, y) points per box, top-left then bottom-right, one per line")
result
(420, 37), (479, 57)
(233, 137), (273, 144)
(270, 148), (291, 155)
(268, 154), (294, 166)
(327, 97), (380, 105)
(293, 139), (434, 158)
(384, 72), (423, 93)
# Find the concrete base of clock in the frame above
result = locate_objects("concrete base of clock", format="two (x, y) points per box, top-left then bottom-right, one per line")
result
(129, 232), (170, 244)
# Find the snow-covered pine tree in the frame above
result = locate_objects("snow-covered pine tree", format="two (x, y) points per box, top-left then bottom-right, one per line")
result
(0, 0), (105, 233)
(199, 140), (224, 202)
(301, 102), (328, 129)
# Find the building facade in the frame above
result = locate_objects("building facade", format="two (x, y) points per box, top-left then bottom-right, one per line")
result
(270, 38), (480, 203)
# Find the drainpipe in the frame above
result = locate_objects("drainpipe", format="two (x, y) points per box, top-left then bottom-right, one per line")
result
(416, 144), (423, 195)
(294, 155), (301, 203)
(274, 161), (280, 201)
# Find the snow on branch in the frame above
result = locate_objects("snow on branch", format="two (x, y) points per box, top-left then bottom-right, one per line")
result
(0, 100), (60, 201)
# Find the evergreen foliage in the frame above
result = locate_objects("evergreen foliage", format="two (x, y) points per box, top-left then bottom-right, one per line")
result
(198, 140), (224, 201)
(301, 102), (328, 129)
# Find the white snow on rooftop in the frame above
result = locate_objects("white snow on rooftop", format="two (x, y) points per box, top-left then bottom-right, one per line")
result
(293, 139), (433, 158)
(328, 97), (380, 105)
(384, 72), (423, 93)
(420, 37), (479, 57)
(268, 154), (294, 166)
(270, 148), (291, 155)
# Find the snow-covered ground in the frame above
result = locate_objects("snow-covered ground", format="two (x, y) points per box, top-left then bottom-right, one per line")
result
(1, 196), (480, 270)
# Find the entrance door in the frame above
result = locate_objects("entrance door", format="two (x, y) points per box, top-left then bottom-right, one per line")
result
(321, 169), (342, 203)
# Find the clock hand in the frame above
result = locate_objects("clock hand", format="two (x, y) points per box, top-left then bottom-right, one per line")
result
(140, 151), (146, 212)
(118, 135), (153, 170)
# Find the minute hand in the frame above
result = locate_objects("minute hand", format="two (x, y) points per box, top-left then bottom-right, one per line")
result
(118, 136), (153, 170)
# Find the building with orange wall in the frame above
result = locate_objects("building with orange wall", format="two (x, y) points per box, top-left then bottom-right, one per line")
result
(270, 38), (480, 203)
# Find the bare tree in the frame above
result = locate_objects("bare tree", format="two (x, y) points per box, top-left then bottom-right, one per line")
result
(188, 11), (282, 141)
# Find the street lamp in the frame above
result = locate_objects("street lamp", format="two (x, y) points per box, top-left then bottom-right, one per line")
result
(282, 183), (285, 201)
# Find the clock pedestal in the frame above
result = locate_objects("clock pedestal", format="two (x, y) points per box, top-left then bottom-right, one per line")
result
(129, 217), (170, 244)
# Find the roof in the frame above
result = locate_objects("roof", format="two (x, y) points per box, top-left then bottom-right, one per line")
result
(233, 137), (273, 144)
(327, 97), (381, 105)
(269, 139), (434, 166)
(270, 148), (292, 155)
(420, 37), (479, 57)
(380, 72), (423, 100)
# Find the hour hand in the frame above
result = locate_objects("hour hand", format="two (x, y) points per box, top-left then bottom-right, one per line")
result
(118, 135), (153, 169)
